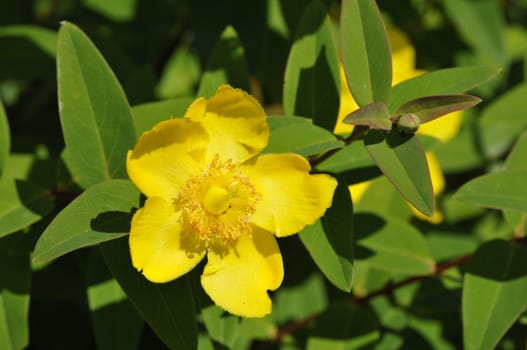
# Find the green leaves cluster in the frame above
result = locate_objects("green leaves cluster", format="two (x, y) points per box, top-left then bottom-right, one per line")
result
(2, 0), (527, 349)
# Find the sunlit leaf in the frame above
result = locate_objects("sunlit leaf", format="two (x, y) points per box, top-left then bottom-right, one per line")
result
(364, 130), (434, 216)
(463, 240), (527, 350)
(0, 101), (9, 179)
(340, 0), (391, 106)
(343, 102), (392, 130)
(131, 97), (193, 136)
(283, 0), (340, 130)
(32, 180), (140, 264)
(57, 22), (136, 189)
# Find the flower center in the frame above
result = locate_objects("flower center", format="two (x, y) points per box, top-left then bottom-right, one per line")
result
(175, 156), (259, 249)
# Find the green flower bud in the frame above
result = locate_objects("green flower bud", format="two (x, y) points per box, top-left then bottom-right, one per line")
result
(397, 113), (421, 133)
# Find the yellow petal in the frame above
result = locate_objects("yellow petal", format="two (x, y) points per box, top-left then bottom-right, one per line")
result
(417, 111), (463, 143)
(348, 181), (371, 203)
(127, 118), (207, 200)
(129, 197), (206, 283)
(201, 226), (283, 317)
(185, 84), (269, 163)
(242, 153), (337, 237)
(335, 64), (358, 135)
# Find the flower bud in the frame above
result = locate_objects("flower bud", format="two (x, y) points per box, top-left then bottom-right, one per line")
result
(397, 113), (421, 133)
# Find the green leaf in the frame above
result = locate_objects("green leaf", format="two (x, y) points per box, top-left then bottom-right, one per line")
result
(57, 22), (136, 189)
(32, 179), (140, 264)
(197, 26), (250, 99)
(315, 141), (375, 173)
(388, 66), (500, 112)
(364, 130), (434, 216)
(0, 178), (53, 238)
(299, 178), (354, 291)
(454, 170), (527, 212)
(131, 97), (193, 136)
(506, 129), (527, 170)
(395, 94), (481, 124)
(0, 234), (30, 350)
(283, 0), (340, 130)
(155, 44), (201, 99)
(343, 102), (392, 130)
(201, 306), (240, 347)
(0, 100), (9, 179)
(340, 0), (392, 106)
(86, 249), (143, 350)
(264, 116), (344, 156)
(442, 0), (506, 65)
(354, 214), (435, 275)
(478, 83), (527, 159)
(307, 302), (380, 350)
(463, 240), (527, 350)
(100, 238), (197, 350)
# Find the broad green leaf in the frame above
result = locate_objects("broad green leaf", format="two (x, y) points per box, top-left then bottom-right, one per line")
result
(83, 0), (137, 21)
(155, 44), (201, 99)
(340, 0), (392, 106)
(299, 178), (354, 291)
(283, 0), (340, 130)
(354, 214), (435, 275)
(0, 101), (9, 179)
(32, 180), (140, 264)
(201, 306), (241, 347)
(454, 170), (527, 212)
(86, 249), (143, 350)
(0, 178), (53, 238)
(307, 303), (379, 350)
(388, 66), (500, 112)
(0, 234), (30, 350)
(463, 240), (527, 350)
(395, 95), (481, 124)
(479, 83), (527, 159)
(352, 263), (391, 298)
(503, 130), (527, 233)
(57, 22), (136, 189)
(0, 25), (56, 80)
(364, 130), (434, 216)
(101, 238), (197, 350)
(131, 97), (194, 136)
(343, 102), (392, 130)
(315, 141), (375, 173)
(197, 26), (250, 99)
(442, 0), (506, 65)
(264, 116), (344, 156)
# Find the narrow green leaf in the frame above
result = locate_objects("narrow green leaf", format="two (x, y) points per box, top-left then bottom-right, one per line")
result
(57, 22), (136, 189)
(0, 101), (9, 179)
(454, 170), (527, 212)
(340, 0), (392, 106)
(442, 0), (506, 65)
(264, 116), (344, 156)
(0, 234), (30, 350)
(505, 129), (527, 170)
(478, 83), (527, 159)
(307, 303), (380, 350)
(299, 178), (354, 291)
(32, 179), (140, 264)
(395, 94), (481, 124)
(101, 238), (197, 350)
(0, 178), (53, 238)
(354, 214), (435, 275)
(283, 0), (340, 130)
(131, 97), (193, 136)
(388, 66), (500, 112)
(463, 240), (527, 350)
(197, 26), (250, 99)
(343, 102), (392, 130)
(86, 249), (143, 350)
(364, 130), (434, 216)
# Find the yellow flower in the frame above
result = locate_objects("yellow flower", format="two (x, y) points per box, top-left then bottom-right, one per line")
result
(126, 85), (337, 317)
(336, 26), (462, 223)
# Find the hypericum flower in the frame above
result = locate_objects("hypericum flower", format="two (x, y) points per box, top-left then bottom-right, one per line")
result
(126, 85), (337, 317)
(336, 26), (461, 223)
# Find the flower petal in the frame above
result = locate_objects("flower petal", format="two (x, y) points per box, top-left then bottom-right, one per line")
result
(129, 197), (206, 283)
(127, 118), (208, 200)
(185, 85), (269, 163)
(201, 226), (283, 317)
(242, 153), (337, 237)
